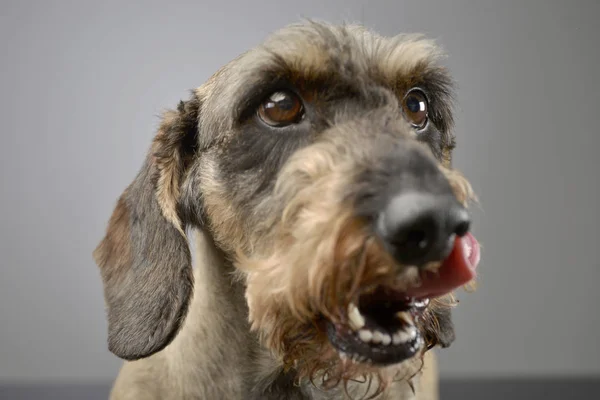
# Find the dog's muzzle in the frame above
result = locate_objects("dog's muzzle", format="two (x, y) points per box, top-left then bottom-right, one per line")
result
(327, 229), (480, 365)
(325, 145), (481, 366)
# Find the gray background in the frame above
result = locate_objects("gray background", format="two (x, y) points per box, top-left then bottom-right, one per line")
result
(1, 0), (599, 390)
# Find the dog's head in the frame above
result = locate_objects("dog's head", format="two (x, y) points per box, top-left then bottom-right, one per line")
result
(94, 21), (479, 393)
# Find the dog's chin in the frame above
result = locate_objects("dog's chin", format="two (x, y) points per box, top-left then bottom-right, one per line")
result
(324, 288), (428, 366)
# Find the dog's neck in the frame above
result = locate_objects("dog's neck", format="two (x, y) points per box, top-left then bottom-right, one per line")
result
(163, 228), (416, 399)
(160, 229), (297, 398)
(157, 229), (248, 398)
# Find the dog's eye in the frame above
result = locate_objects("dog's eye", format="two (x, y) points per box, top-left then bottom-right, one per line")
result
(258, 91), (303, 127)
(402, 89), (428, 130)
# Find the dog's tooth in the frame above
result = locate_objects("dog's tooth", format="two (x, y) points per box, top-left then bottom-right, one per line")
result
(392, 333), (402, 345)
(358, 330), (373, 343)
(396, 311), (414, 326)
(396, 325), (418, 343)
(407, 325), (417, 339)
(413, 298), (430, 308)
(348, 303), (365, 330)
(397, 330), (412, 343)
(381, 333), (391, 345)
(371, 331), (384, 344)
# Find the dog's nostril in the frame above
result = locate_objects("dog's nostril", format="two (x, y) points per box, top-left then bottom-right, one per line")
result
(404, 229), (429, 250)
(454, 219), (470, 238)
(391, 216), (435, 250)
(377, 192), (470, 267)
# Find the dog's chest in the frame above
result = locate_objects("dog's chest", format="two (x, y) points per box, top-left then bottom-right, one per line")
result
(248, 370), (417, 400)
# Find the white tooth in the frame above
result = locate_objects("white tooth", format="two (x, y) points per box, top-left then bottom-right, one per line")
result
(397, 330), (412, 343)
(396, 311), (414, 326)
(393, 325), (418, 343)
(407, 325), (417, 339)
(381, 333), (391, 345)
(413, 298), (430, 308)
(348, 303), (365, 330)
(372, 331), (384, 344)
(358, 330), (373, 342)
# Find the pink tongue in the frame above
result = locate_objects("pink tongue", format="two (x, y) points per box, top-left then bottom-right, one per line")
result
(405, 232), (480, 299)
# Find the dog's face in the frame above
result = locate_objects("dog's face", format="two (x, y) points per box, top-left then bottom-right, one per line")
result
(94, 22), (479, 392)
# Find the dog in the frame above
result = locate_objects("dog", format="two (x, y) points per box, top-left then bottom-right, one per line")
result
(93, 21), (480, 399)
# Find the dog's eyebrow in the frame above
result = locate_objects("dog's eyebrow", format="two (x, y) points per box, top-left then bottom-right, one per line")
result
(221, 24), (455, 128)
(229, 62), (455, 135)
(229, 51), (337, 124)
(231, 66), (294, 123)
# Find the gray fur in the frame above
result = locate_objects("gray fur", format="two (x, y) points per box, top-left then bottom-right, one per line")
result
(94, 155), (194, 361)
(94, 21), (459, 399)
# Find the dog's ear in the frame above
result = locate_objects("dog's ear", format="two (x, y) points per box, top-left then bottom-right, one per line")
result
(93, 94), (200, 360)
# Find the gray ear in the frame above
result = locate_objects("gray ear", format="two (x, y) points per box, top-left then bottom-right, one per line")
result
(93, 95), (200, 360)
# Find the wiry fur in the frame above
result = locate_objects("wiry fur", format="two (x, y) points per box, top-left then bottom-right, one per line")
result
(240, 122), (473, 395)
(93, 21), (476, 399)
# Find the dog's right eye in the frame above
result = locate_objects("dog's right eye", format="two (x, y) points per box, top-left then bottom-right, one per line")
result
(258, 91), (304, 127)
(402, 89), (429, 131)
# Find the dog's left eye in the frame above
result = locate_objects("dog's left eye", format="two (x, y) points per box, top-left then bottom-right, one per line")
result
(258, 91), (304, 127)
(402, 89), (428, 130)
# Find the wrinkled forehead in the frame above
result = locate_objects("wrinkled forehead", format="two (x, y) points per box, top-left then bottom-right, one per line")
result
(197, 22), (449, 132)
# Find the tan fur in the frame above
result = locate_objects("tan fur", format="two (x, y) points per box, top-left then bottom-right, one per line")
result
(96, 21), (477, 400)
(93, 196), (132, 288)
(109, 230), (440, 400)
(261, 23), (444, 84)
(109, 230), (250, 399)
(197, 157), (253, 254)
(238, 129), (473, 394)
(440, 166), (477, 207)
(415, 351), (439, 400)
(154, 113), (186, 236)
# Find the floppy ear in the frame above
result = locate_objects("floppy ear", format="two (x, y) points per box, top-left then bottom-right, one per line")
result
(93, 94), (200, 360)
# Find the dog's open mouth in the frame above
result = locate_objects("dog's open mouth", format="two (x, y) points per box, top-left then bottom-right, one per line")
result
(326, 290), (428, 365)
(326, 233), (480, 365)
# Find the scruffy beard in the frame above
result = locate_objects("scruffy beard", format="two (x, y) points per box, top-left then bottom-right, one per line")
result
(240, 209), (459, 399)
(236, 141), (476, 398)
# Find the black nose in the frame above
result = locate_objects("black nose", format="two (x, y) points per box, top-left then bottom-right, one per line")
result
(376, 192), (471, 266)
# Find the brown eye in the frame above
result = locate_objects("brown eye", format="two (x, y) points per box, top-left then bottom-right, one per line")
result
(258, 91), (303, 127)
(402, 89), (428, 130)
